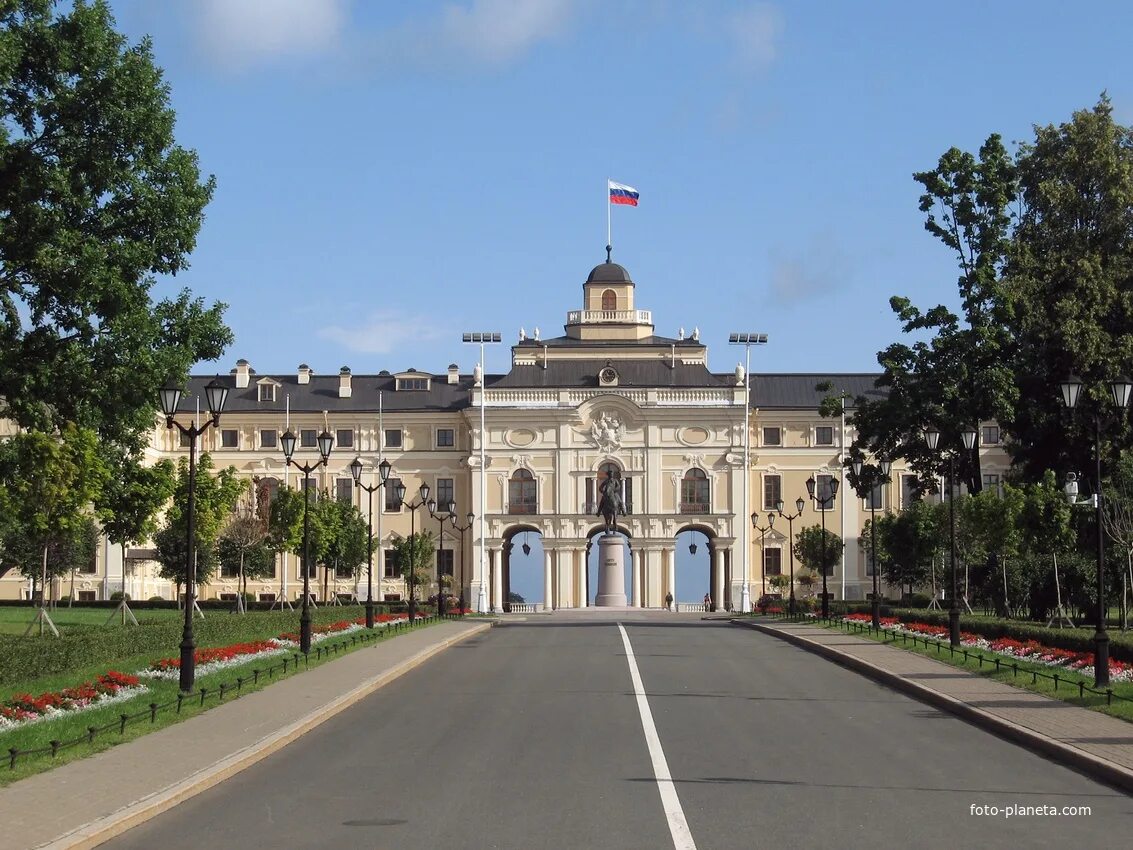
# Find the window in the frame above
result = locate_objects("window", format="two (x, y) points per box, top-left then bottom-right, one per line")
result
(601, 289), (617, 310)
(763, 475), (781, 510)
(258, 593), (277, 603)
(383, 549), (401, 578)
(261, 429), (278, 448)
(763, 547), (782, 576)
(336, 428), (354, 449)
(437, 428), (455, 448)
(437, 548), (454, 577)
(179, 431), (192, 449)
(982, 425), (1000, 446)
(77, 590), (96, 602)
(435, 478), (455, 509)
(384, 478), (402, 511)
(681, 468), (710, 513)
(509, 469), (538, 514)
(301, 478), (318, 503)
(336, 478), (354, 504)
(301, 558), (316, 579)
(219, 592), (238, 601)
(865, 481), (884, 511)
(815, 426), (834, 446)
(385, 429), (402, 449)
(255, 477), (279, 520)
(300, 429), (317, 448)
(815, 474), (837, 510)
(983, 473), (1002, 496)
(258, 384), (276, 402)
(762, 426), (781, 446)
(901, 474), (920, 508)
(864, 541), (879, 577)
(397, 377), (429, 391)
(220, 561), (239, 578)
(78, 556), (97, 575)
(220, 429), (238, 448)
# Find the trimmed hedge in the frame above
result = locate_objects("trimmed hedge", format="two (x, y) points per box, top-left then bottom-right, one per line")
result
(832, 602), (1133, 662)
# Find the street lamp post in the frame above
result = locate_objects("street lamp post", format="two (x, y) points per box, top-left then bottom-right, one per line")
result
(922, 425), (977, 648)
(159, 378), (229, 693)
(730, 331), (769, 614)
(394, 481), (431, 622)
(350, 456), (392, 629)
(850, 456), (892, 630)
(750, 511), (775, 605)
(450, 511), (476, 616)
(281, 428), (334, 654)
(1058, 373), (1132, 687)
(463, 332), (501, 613)
(775, 497), (806, 617)
(805, 475), (840, 619)
(428, 498), (455, 616)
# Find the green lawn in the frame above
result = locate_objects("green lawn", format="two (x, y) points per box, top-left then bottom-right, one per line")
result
(0, 608), (449, 785)
(0, 605), (182, 635)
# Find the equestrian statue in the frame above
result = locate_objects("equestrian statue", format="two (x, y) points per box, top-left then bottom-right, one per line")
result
(596, 468), (627, 535)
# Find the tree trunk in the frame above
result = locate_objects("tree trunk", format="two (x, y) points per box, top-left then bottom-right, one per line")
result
(68, 568), (75, 607)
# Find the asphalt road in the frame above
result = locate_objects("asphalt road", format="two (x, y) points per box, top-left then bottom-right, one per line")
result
(106, 613), (1131, 849)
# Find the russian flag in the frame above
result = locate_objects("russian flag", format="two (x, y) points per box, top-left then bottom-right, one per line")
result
(609, 180), (639, 206)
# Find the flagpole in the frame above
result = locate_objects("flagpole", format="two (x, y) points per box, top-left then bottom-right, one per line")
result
(606, 177), (611, 256)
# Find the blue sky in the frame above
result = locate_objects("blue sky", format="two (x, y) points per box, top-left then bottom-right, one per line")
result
(108, 1), (1130, 602)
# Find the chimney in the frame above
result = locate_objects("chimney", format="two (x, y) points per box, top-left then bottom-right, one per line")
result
(339, 366), (352, 398)
(233, 359), (251, 389)
(447, 363), (459, 385)
(297, 364), (311, 385)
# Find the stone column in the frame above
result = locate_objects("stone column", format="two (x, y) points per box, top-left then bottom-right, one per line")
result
(544, 548), (554, 611)
(490, 548), (502, 612)
(631, 548), (641, 607)
(576, 548), (586, 608)
(713, 547), (725, 611)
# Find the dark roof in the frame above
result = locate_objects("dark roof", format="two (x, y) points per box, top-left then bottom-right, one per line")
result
(178, 370), (887, 413)
(749, 373), (886, 409)
(492, 359), (731, 389)
(585, 262), (633, 285)
(516, 334), (700, 348)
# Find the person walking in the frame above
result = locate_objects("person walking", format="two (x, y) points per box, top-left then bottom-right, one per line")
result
(703, 591), (712, 612)
(665, 591), (673, 612)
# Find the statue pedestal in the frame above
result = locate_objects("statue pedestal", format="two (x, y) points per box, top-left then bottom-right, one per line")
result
(595, 535), (627, 607)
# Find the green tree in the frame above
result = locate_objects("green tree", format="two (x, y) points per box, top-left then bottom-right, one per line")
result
(154, 453), (242, 598)
(321, 498), (369, 599)
(0, 424), (108, 630)
(879, 501), (944, 600)
(792, 525), (842, 577)
(60, 514), (99, 606)
(1018, 471), (1080, 621)
(217, 485), (271, 612)
(959, 483), (1025, 615)
(95, 452), (175, 597)
(0, 0), (231, 451)
(391, 531), (434, 610)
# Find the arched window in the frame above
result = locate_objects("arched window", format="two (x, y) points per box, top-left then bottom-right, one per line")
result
(680, 468), (710, 514)
(509, 468), (538, 514)
(601, 289), (617, 310)
(255, 477), (279, 521)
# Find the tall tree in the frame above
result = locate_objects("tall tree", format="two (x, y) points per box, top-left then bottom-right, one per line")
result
(217, 484), (271, 612)
(879, 501), (944, 599)
(792, 525), (842, 578)
(95, 452), (174, 596)
(391, 531), (434, 606)
(0, 0), (231, 451)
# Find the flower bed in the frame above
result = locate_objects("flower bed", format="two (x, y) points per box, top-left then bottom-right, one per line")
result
(840, 613), (1133, 683)
(0, 671), (146, 732)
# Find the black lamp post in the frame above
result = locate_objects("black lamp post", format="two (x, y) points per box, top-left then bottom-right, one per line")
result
(159, 378), (229, 693)
(394, 481), (431, 622)
(922, 424), (977, 648)
(350, 456), (392, 629)
(282, 428), (334, 654)
(775, 497), (806, 616)
(805, 475), (840, 619)
(1058, 373), (1132, 687)
(450, 510), (476, 616)
(428, 497), (455, 616)
(850, 456), (892, 631)
(750, 511), (775, 606)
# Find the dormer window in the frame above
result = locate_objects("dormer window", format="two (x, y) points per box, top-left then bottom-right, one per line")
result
(397, 377), (430, 391)
(257, 382), (276, 402)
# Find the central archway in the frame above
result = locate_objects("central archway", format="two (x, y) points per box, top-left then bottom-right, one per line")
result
(502, 525), (544, 611)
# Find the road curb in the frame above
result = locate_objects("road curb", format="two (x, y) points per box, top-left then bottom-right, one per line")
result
(736, 619), (1133, 796)
(40, 621), (494, 850)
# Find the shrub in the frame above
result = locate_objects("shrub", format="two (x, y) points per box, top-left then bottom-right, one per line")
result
(148, 596), (166, 603)
(109, 591), (131, 602)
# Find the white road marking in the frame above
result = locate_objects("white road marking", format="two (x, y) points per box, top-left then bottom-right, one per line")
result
(618, 623), (698, 850)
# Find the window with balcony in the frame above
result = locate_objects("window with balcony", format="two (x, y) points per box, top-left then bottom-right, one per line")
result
(587, 463), (632, 514)
(509, 469), (538, 514)
(763, 474), (781, 510)
(681, 468), (710, 514)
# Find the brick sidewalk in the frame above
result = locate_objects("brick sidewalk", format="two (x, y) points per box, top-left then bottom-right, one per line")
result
(0, 618), (493, 850)
(741, 619), (1133, 794)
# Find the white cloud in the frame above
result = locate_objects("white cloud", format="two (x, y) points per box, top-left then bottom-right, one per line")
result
(728, 3), (782, 73)
(769, 233), (847, 304)
(439, 0), (577, 63)
(318, 311), (449, 355)
(194, 0), (348, 68)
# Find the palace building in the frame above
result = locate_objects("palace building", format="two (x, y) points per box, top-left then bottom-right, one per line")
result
(0, 257), (1010, 609)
